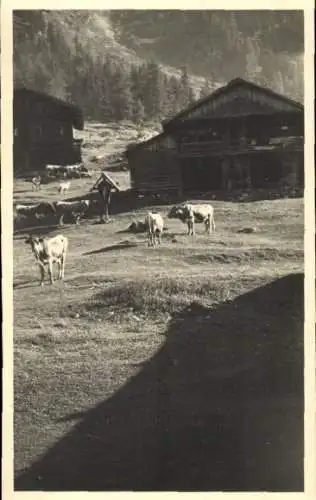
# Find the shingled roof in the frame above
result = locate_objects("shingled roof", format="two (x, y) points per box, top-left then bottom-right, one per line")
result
(14, 87), (84, 130)
(162, 77), (303, 129)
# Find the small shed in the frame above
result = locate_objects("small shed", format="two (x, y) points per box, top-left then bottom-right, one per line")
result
(13, 88), (84, 173)
(126, 132), (182, 196)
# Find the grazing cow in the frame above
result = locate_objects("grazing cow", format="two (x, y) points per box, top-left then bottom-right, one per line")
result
(16, 203), (39, 218)
(63, 165), (78, 178)
(65, 165), (88, 178)
(58, 181), (71, 196)
(145, 211), (164, 247)
(54, 199), (90, 226)
(168, 203), (215, 235)
(46, 165), (68, 178)
(25, 234), (68, 287)
(45, 165), (58, 177)
(15, 202), (56, 220)
(31, 176), (41, 191)
(67, 164), (92, 178)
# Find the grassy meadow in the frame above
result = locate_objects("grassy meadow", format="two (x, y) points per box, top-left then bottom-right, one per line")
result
(13, 122), (304, 491)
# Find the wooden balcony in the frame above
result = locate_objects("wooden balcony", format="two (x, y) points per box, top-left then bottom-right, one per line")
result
(178, 136), (304, 157)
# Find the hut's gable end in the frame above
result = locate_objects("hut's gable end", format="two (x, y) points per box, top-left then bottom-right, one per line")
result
(14, 88), (84, 131)
(145, 135), (176, 152)
(179, 86), (301, 121)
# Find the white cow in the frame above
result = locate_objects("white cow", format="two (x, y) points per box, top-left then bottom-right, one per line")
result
(25, 234), (68, 287)
(168, 203), (215, 235)
(144, 211), (164, 247)
(55, 199), (90, 226)
(58, 181), (71, 196)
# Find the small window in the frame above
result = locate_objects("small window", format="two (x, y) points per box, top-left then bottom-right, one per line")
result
(14, 127), (18, 137)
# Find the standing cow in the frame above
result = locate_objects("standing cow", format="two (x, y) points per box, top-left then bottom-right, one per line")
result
(168, 203), (215, 235)
(57, 181), (71, 196)
(25, 234), (68, 287)
(145, 212), (164, 247)
(54, 200), (90, 226)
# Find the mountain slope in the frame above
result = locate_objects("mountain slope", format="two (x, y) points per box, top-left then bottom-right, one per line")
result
(109, 10), (303, 100)
(13, 10), (304, 120)
(110, 11), (303, 75)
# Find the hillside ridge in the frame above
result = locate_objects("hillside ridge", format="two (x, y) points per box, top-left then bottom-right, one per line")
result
(13, 10), (304, 120)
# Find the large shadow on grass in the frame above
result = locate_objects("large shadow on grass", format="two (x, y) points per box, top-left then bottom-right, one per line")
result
(15, 273), (304, 492)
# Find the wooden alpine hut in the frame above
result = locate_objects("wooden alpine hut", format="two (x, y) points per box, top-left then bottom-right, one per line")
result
(126, 78), (304, 196)
(13, 87), (84, 173)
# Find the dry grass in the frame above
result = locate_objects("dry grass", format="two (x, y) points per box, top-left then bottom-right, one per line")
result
(13, 123), (304, 491)
(74, 120), (160, 171)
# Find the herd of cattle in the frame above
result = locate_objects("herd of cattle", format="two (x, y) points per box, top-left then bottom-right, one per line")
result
(16, 165), (96, 226)
(45, 163), (92, 180)
(15, 161), (217, 286)
(145, 204), (216, 247)
(20, 187), (216, 285)
(16, 199), (92, 227)
(30, 164), (92, 191)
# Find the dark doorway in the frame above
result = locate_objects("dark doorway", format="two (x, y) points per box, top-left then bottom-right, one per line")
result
(180, 156), (223, 192)
(249, 153), (283, 189)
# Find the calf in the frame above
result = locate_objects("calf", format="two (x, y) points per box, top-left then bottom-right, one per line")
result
(168, 203), (215, 235)
(25, 234), (68, 286)
(55, 199), (90, 226)
(58, 181), (71, 196)
(145, 211), (164, 247)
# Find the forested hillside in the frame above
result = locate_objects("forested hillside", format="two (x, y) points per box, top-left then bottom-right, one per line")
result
(13, 10), (304, 123)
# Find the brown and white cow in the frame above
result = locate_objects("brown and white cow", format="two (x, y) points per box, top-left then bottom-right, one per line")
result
(168, 203), (215, 235)
(25, 234), (68, 286)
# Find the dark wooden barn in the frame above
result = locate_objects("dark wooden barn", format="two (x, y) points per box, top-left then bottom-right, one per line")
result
(126, 78), (304, 196)
(13, 88), (84, 173)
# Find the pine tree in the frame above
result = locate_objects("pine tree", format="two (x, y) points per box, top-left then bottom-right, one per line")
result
(111, 67), (134, 121)
(142, 60), (164, 120)
(97, 58), (117, 120)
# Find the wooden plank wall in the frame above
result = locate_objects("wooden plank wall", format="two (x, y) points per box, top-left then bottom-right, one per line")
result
(129, 149), (181, 193)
